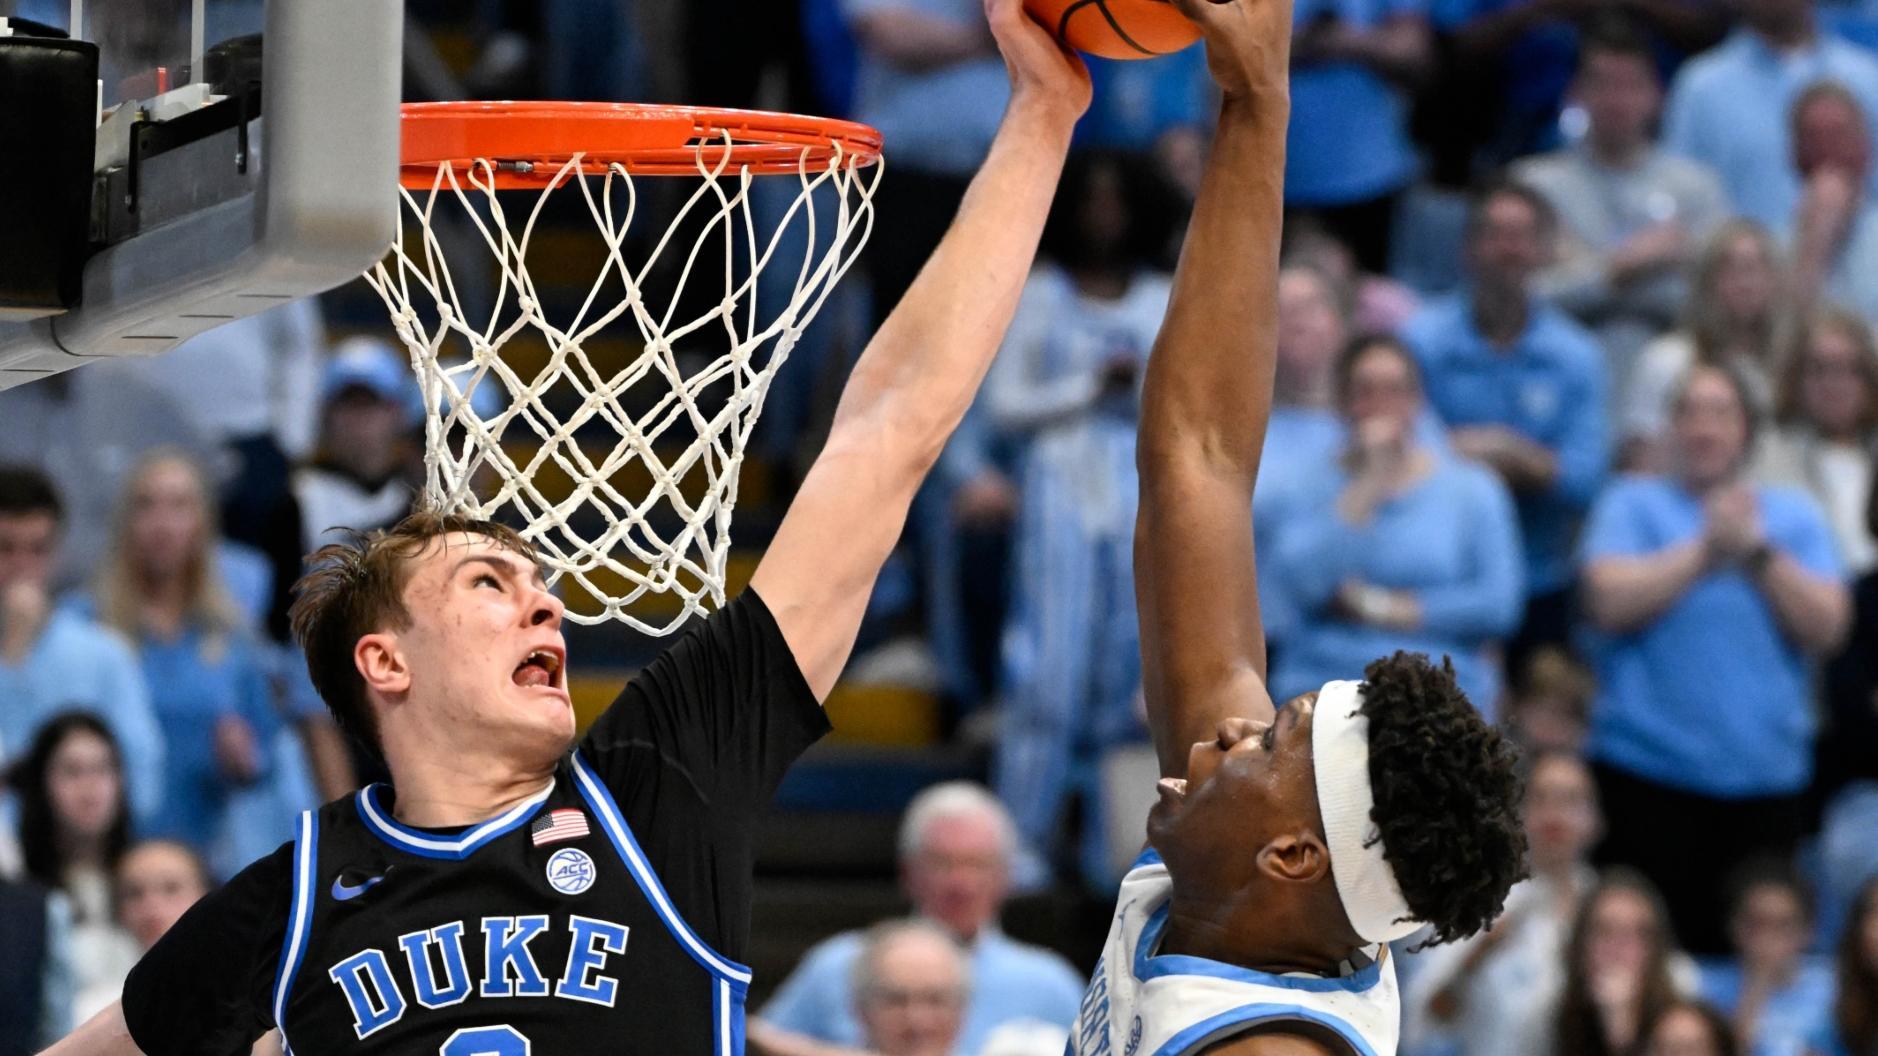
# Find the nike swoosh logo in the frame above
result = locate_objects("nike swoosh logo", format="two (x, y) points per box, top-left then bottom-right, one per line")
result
(331, 873), (387, 901)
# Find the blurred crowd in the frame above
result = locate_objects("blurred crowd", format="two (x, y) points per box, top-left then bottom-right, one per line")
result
(5, 0), (1878, 1053)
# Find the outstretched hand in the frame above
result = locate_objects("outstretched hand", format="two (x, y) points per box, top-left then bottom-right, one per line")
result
(1167, 0), (1295, 99)
(984, 0), (1092, 123)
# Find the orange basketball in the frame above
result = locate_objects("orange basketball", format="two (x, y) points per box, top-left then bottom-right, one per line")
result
(1024, 0), (1203, 61)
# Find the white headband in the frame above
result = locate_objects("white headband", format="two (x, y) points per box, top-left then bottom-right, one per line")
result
(1310, 680), (1420, 944)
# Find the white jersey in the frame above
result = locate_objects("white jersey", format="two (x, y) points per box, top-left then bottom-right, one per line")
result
(1070, 850), (1400, 1056)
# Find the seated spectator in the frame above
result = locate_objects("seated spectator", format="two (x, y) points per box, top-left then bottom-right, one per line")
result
(1756, 307), (1878, 575)
(1504, 646), (1594, 755)
(1403, 750), (1602, 1056)
(1700, 863), (1835, 1056)
(76, 839), (212, 1020)
(292, 339), (419, 554)
(0, 876), (73, 1056)
(1580, 363), (1851, 954)
(1403, 181), (1609, 662)
(1641, 1000), (1741, 1056)
(1266, 335), (1524, 713)
(853, 920), (970, 1056)
(1256, 264), (1357, 652)
(1808, 875), (1878, 1056)
(1284, 0), (1433, 272)
(1625, 221), (1791, 470)
(752, 783), (1083, 1056)
(9, 714), (139, 1027)
(1554, 869), (1692, 1056)
(0, 467), (162, 826)
(1432, 0), (1722, 176)
(1787, 83), (1878, 322)
(100, 301), (326, 596)
(984, 152), (1173, 887)
(1283, 218), (1423, 336)
(1514, 16), (1730, 384)
(86, 452), (291, 876)
(1663, 0), (1878, 229)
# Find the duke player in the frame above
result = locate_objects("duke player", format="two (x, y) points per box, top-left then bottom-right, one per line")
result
(1067, 2), (1528, 1055)
(40, 4), (1095, 1054)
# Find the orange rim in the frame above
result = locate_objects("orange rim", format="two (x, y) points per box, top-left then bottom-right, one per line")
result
(399, 101), (884, 189)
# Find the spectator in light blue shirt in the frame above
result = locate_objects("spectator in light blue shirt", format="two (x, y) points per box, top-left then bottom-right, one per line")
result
(1699, 864), (1836, 1056)
(0, 466), (162, 828)
(1663, 0), (1878, 229)
(751, 783), (1085, 1056)
(1255, 266), (1352, 654)
(82, 453), (295, 877)
(1286, 0), (1433, 271)
(1403, 181), (1609, 654)
(1267, 336), (1525, 716)
(1579, 362), (1850, 953)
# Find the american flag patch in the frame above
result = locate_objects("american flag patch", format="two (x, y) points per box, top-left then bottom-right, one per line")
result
(530, 809), (590, 847)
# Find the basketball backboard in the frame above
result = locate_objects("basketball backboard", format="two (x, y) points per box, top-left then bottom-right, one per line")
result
(0, 0), (401, 389)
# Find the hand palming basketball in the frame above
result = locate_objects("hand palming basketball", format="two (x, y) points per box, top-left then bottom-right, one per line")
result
(1166, 0), (1297, 99)
(987, 0), (1094, 118)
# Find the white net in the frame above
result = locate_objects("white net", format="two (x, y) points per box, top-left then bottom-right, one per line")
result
(366, 137), (881, 631)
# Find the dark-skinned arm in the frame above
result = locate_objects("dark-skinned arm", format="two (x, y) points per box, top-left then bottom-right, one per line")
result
(1136, 0), (1293, 779)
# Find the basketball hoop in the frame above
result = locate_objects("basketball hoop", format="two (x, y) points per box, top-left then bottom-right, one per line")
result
(366, 102), (883, 631)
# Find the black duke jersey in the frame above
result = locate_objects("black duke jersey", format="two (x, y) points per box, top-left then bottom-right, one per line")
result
(121, 591), (828, 1055)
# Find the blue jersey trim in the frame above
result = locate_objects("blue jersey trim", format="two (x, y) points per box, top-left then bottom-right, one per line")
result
(1129, 847), (1164, 871)
(354, 781), (553, 860)
(715, 977), (748, 1056)
(570, 750), (755, 986)
(1133, 903), (1383, 993)
(272, 810), (319, 1053)
(1151, 1003), (1381, 1056)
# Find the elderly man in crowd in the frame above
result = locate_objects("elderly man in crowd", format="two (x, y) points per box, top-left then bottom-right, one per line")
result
(752, 783), (1083, 1056)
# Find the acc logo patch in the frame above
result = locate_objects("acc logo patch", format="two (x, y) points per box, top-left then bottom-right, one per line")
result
(546, 847), (597, 895)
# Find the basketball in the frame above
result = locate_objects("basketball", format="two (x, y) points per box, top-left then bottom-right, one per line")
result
(1024, 0), (1203, 60)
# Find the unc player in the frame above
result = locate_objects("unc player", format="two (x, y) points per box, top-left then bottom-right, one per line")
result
(1068, 1), (1528, 1054)
(39, 2), (1094, 1053)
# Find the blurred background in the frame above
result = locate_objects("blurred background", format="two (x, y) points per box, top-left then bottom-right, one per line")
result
(3, 1), (1878, 1054)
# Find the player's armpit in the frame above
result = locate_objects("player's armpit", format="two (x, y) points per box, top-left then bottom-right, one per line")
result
(35, 1001), (146, 1056)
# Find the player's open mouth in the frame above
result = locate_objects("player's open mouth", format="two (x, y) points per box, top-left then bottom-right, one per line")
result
(512, 648), (564, 689)
(1156, 777), (1188, 805)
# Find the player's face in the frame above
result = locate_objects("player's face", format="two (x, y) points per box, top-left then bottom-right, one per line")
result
(388, 533), (573, 759)
(1146, 694), (1323, 890)
(116, 843), (210, 950)
(903, 814), (1009, 941)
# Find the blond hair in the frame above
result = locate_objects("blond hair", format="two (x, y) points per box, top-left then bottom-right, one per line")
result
(94, 451), (246, 661)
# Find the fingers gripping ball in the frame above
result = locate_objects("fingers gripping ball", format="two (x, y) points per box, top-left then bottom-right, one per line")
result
(1024, 0), (1203, 60)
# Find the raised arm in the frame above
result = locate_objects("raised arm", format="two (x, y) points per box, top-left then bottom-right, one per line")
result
(751, 0), (1089, 700)
(1135, 0), (1293, 778)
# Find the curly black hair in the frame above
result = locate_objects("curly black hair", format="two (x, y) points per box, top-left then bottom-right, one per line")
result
(1358, 651), (1527, 946)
